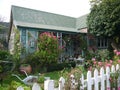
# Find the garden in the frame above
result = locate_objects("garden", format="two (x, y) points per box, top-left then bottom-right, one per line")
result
(0, 31), (120, 90)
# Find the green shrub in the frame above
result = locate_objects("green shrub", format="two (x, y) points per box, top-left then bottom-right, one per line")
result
(0, 65), (2, 72)
(37, 32), (63, 65)
(0, 50), (13, 72)
(0, 50), (10, 60)
(38, 75), (44, 83)
(46, 61), (76, 72)
(85, 49), (110, 61)
(22, 53), (41, 73)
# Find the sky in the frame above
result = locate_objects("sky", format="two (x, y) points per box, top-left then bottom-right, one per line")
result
(0, 0), (91, 22)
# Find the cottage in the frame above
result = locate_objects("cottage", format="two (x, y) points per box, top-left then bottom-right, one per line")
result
(8, 5), (108, 59)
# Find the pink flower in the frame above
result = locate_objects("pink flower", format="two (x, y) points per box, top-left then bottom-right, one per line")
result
(116, 51), (120, 56)
(118, 60), (120, 63)
(93, 61), (97, 65)
(114, 49), (117, 54)
(109, 60), (113, 64)
(107, 87), (110, 90)
(98, 62), (102, 66)
(92, 58), (96, 61)
(106, 63), (111, 67)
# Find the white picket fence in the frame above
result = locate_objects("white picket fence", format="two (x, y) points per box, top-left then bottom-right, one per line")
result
(80, 64), (120, 90)
(17, 64), (120, 90)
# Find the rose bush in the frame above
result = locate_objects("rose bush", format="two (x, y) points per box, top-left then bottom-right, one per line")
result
(36, 32), (62, 65)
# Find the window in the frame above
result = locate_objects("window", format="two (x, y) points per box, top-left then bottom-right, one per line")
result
(97, 38), (108, 49)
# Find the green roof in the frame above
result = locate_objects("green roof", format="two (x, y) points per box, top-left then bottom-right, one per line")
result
(76, 14), (88, 29)
(11, 5), (88, 32)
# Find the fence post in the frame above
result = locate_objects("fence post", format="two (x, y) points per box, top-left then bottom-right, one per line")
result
(17, 86), (24, 90)
(106, 66), (110, 90)
(32, 83), (41, 90)
(59, 77), (65, 90)
(94, 69), (98, 90)
(44, 80), (54, 90)
(100, 67), (105, 90)
(87, 71), (92, 90)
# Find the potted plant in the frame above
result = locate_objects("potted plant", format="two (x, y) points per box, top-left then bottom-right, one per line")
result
(19, 64), (32, 74)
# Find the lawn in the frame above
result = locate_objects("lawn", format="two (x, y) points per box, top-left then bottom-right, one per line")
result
(0, 67), (73, 90)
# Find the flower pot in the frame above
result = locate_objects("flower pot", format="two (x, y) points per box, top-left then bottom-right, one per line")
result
(19, 64), (32, 74)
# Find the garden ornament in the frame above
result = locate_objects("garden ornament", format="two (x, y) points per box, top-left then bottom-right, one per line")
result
(12, 70), (38, 85)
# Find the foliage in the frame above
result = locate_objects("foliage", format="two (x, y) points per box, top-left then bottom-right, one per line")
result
(96, 49), (110, 61)
(0, 39), (7, 50)
(13, 28), (21, 60)
(46, 61), (76, 72)
(22, 53), (41, 73)
(0, 22), (8, 50)
(88, 0), (120, 49)
(0, 50), (10, 60)
(8, 81), (30, 90)
(113, 49), (120, 61)
(38, 75), (44, 83)
(36, 32), (62, 65)
(0, 65), (2, 72)
(11, 28), (21, 70)
(110, 69), (119, 89)
(0, 50), (13, 72)
(85, 49), (110, 61)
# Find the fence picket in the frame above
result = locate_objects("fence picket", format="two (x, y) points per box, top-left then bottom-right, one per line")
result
(44, 80), (54, 90)
(100, 67), (105, 90)
(106, 66), (110, 90)
(116, 64), (119, 71)
(59, 77), (65, 90)
(87, 71), (92, 90)
(94, 69), (99, 90)
(17, 86), (24, 90)
(32, 83), (41, 90)
(111, 65), (115, 73)
(80, 74), (85, 90)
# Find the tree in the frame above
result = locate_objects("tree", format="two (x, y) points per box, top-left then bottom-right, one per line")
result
(87, 0), (120, 50)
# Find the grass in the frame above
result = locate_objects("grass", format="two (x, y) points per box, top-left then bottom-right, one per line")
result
(0, 68), (70, 90)
(0, 65), (85, 90)
(44, 71), (62, 80)
(0, 72), (29, 90)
